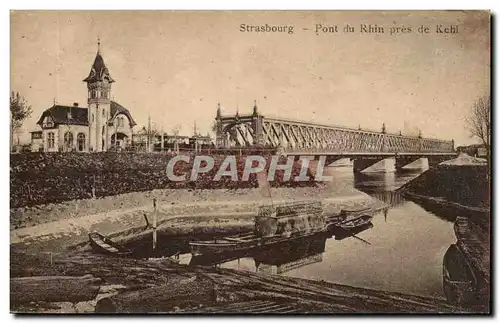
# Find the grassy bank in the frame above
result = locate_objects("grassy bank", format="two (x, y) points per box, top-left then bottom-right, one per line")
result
(399, 164), (489, 209)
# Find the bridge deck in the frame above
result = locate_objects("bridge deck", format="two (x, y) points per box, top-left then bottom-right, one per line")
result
(284, 151), (457, 156)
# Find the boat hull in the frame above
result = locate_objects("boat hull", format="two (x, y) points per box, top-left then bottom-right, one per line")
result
(88, 232), (133, 256)
(442, 244), (477, 305)
(336, 214), (373, 230)
(189, 229), (327, 257)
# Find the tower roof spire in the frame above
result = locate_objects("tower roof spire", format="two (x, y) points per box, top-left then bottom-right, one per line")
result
(83, 38), (115, 83)
(216, 102), (221, 118)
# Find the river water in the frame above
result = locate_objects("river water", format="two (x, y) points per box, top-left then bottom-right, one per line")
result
(176, 166), (458, 298)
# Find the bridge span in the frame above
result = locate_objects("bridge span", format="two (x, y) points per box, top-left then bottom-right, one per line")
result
(214, 102), (457, 172)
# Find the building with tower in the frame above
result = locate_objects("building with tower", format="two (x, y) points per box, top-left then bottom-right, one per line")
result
(32, 41), (136, 152)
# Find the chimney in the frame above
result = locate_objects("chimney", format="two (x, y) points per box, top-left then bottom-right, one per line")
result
(73, 102), (78, 107)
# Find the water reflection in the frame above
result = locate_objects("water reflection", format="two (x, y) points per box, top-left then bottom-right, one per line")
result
(354, 169), (423, 193)
(175, 168), (457, 298)
(331, 222), (374, 241)
(369, 191), (406, 208)
(253, 233), (328, 274)
(190, 222), (376, 274)
(189, 231), (330, 270)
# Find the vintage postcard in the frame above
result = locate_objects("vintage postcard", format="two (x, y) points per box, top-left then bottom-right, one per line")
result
(10, 10), (490, 314)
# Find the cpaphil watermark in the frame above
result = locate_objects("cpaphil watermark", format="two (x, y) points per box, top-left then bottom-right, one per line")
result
(166, 155), (333, 182)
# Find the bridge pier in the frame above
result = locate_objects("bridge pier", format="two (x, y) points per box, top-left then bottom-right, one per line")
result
(326, 157), (352, 167)
(427, 155), (456, 168)
(395, 157), (429, 171)
(353, 158), (395, 173)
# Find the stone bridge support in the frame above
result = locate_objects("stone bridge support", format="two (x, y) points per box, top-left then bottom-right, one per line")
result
(427, 155), (456, 168)
(395, 156), (429, 171)
(353, 157), (395, 173)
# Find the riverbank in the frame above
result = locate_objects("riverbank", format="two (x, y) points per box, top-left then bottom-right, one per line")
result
(12, 170), (482, 313)
(11, 183), (386, 255)
(11, 252), (483, 314)
(398, 155), (490, 307)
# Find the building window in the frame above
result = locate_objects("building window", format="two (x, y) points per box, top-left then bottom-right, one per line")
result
(64, 131), (73, 149)
(102, 91), (108, 99)
(91, 90), (97, 99)
(47, 132), (55, 149)
(77, 133), (86, 151)
(102, 109), (106, 117)
(92, 113), (95, 122)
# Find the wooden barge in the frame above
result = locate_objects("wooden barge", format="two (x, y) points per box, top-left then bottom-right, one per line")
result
(189, 201), (326, 257)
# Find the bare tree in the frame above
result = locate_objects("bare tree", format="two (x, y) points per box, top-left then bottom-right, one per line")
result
(465, 95), (490, 178)
(465, 95), (490, 153)
(10, 92), (32, 151)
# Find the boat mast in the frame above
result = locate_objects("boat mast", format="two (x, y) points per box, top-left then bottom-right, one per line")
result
(267, 183), (274, 208)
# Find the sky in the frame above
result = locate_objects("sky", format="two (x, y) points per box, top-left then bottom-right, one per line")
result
(11, 11), (490, 146)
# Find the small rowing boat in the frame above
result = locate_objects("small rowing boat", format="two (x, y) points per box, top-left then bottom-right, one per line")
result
(88, 231), (133, 256)
(336, 214), (373, 230)
(327, 206), (373, 227)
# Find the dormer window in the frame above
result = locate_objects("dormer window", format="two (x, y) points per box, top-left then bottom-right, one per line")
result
(42, 116), (54, 128)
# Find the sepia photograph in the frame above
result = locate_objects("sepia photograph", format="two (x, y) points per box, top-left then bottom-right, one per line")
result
(9, 10), (490, 314)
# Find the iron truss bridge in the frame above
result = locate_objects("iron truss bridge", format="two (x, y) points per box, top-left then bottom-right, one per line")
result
(214, 104), (455, 156)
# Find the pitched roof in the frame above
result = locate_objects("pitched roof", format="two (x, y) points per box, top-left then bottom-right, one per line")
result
(83, 52), (115, 83)
(36, 105), (89, 126)
(110, 101), (137, 126)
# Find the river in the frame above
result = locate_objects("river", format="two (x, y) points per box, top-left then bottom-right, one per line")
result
(172, 166), (458, 299)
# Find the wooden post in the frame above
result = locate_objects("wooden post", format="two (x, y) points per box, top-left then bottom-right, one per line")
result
(92, 175), (96, 199)
(152, 198), (157, 251)
(161, 131), (164, 152)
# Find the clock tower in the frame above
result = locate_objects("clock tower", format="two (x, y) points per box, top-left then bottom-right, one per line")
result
(83, 39), (114, 152)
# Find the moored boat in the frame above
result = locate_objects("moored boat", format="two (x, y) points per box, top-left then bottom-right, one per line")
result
(327, 206), (373, 227)
(336, 214), (373, 230)
(189, 201), (326, 257)
(88, 231), (133, 256)
(442, 244), (478, 305)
